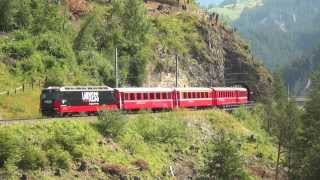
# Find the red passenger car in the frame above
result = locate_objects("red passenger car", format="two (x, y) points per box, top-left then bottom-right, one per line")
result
(213, 87), (248, 107)
(213, 87), (238, 107)
(175, 88), (213, 108)
(236, 88), (248, 105)
(115, 88), (175, 110)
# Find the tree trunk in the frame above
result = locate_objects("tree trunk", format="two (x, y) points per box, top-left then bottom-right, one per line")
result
(275, 141), (281, 180)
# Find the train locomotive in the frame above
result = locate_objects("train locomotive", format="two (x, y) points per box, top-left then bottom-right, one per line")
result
(40, 86), (249, 117)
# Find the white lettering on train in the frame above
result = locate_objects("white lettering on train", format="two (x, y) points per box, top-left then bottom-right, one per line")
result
(82, 92), (99, 103)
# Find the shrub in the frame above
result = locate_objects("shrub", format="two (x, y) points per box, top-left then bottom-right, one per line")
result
(37, 32), (74, 60)
(47, 146), (72, 170)
(119, 130), (145, 154)
(0, 129), (23, 169)
(48, 122), (97, 159)
(2, 39), (34, 60)
(97, 111), (128, 138)
(44, 67), (66, 87)
(132, 114), (187, 145)
(203, 131), (248, 179)
(18, 146), (48, 170)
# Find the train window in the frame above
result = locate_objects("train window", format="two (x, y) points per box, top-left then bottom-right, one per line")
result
(156, 93), (161, 99)
(183, 92), (187, 99)
(150, 93), (155, 99)
(205, 92), (209, 98)
(125, 93), (129, 100)
(197, 92), (200, 98)
(137, 93), (142, 100)
(191, 92), (195, 98)
(144, 93), (148, 99)
(130, 93), (135, 100)
(168, 93), (172, 99)
(121, 94), (125, 100)
(163, 93), (167, 99)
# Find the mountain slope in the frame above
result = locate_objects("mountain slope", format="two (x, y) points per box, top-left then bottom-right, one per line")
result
(209, 0), (263, 22)
(0, 109), (280, 179)
(0, 0), (272, 119)
(209, 0), (320, 69)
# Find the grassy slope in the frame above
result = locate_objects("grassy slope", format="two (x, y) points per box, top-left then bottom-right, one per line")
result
(0, 88), (42, 119)
(0, 109), (276, 179)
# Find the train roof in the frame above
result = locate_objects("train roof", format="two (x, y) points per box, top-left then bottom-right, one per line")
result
(212, 87), (247, 91)
(116, 87), (174, 92)
(44, 86), (113, 91)
(175, 87), (212, 91)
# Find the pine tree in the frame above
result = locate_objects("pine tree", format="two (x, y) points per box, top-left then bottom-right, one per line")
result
(291, 69), (320, 179)
(204, 131), (246, 179)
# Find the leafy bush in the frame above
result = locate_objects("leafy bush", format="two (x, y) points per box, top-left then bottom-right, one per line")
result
(44, 67), (66, 87)
(0, 129), (23, 169)
(97, 111), (128, 138)
(203, 131), (248, 179)
(48, 122), (97, 159)
(119, 129), (146, 154)
(2, 39), (34, 60)
(47, 146), (72, 170)
(129, 113), (187, 145)
(37, 32), (74, 60)
(18, 146), (48, 170)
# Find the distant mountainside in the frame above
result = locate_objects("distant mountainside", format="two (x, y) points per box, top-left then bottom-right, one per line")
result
(208, 0), (263, 22)
(198, 0), (224, 6)
(209, 0), (320, 69)
(282, 46), (320, 96)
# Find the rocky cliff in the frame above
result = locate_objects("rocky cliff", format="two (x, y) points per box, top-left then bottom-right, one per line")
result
(145, 0), (272, 100)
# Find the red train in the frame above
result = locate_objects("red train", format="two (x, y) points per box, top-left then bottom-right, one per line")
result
(40, 86), (249, 116)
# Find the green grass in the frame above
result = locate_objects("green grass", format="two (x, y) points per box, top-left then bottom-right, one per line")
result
(0, 88), (42, 119)
(0, 109), (277, 179)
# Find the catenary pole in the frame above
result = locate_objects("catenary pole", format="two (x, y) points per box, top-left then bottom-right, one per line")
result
(176, 54), (179, 87)
(115, 48), (119, 88)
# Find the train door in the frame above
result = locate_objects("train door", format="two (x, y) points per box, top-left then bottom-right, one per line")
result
(212, 90), (217, 107)
(116, 90), (124, 110)
(173, 89), (180, 108)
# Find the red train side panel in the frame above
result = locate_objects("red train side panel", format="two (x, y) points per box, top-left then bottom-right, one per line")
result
(237, 88), (248, 105)
(116, 88), (174, 110)
(213, 87), (247, 106)
(175, 88), (213, 108)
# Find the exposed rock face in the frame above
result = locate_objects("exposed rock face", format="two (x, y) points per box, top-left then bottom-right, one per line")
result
(145, 9), (272, 100)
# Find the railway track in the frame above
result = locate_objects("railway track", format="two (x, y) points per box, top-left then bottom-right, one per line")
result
(0, 116), (97, 125)
(0, 102), (255, 125)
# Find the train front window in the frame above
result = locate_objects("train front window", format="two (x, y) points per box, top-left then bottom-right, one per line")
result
(41, 90), (58, 100)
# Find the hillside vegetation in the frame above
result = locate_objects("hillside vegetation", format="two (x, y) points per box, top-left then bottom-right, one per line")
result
(0, 0), (272, 90)
(0, 0), (273, 118)
(0, 109), (278, 179)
